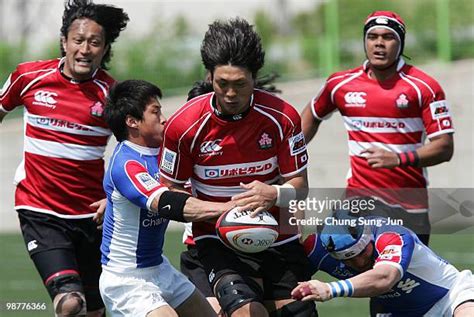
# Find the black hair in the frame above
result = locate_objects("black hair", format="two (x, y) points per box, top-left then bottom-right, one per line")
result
(187, 81), (213, 101)
(187, 73), (281, 101)
(60, 0), (129, 69)
(105, 80), (162, 142)
(200, 18), (265, 78)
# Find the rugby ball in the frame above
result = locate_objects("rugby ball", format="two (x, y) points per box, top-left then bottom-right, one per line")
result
(216, 207), (279, 253)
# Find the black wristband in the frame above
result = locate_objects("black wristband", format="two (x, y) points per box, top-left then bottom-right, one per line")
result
(157, 191), (190, 222)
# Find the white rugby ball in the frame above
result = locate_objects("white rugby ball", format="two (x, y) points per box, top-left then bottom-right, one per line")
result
(216, 207), (279, 253)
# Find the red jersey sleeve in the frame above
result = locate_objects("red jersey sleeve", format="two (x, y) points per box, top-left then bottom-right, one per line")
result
(160, 119), (194, 184)
(277, 106), (308, 177)
(311, 78), (338, 120)
(303, 233), (317, 257)
(374, 231), (414, 277)
(418, 76), (454, 138)
(0, 66), (26, 112)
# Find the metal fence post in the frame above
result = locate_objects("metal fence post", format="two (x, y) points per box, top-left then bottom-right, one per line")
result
(437, 0), (451, 62)
(323, 0), (340, 75)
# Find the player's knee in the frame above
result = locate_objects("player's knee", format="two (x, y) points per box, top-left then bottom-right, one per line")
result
(54, 292), (86, 316)
(214, 274), (263, 316)
(45, 272), (86, 316)
(46, 271), (83, 300)
(269, 300), (317, 317)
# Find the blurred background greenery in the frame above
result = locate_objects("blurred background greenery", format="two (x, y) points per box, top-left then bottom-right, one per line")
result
(1, 0), (473, 96)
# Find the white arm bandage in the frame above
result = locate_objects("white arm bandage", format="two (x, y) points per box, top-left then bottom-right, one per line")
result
(272, 183), (296, 207)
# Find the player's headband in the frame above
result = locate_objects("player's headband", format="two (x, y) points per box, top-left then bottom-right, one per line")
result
(326, 226), (373, 260)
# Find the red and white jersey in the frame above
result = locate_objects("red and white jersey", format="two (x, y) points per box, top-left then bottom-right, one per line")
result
(160, 89), (308, 242)
(0, 58), (114, 218)
(311, 58), (454, 212)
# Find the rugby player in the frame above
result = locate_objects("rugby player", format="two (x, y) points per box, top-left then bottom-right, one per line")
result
(160, 18), (316, 317)
(300, 10), (455, 245)
(100, 79), (235, 317)
(294, 202), (474, 317)
(0, 1), (128, 315)
(179, 73), (282, 316)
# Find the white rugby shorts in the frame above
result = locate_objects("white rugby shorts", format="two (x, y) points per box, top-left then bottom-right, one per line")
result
(99, 256), (196, 317)
(426, 269), (474, 317)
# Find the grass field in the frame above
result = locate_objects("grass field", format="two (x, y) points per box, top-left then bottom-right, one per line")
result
(0, 231), (472, 316)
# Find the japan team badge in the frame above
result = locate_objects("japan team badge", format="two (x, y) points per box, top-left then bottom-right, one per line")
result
(258, 132), (273, 149)
(395, 93), (409, 109)
(90, 101), (104, 117)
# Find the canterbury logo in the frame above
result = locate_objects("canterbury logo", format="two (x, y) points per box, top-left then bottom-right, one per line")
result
(34, 91), (58, 105)
(200, 139), (222, 154)
(397, 278), (420, 294)
(344, 92), (367, 106)
(208, 269), (216, 283)
(375, 17), (389, 24)
(27, 240), (38, 251)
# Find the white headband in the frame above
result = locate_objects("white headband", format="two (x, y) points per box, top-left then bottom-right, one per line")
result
(329, 226), (373, 260)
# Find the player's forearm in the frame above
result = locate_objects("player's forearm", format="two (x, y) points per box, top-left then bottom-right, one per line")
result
(150, 190), (231, 222)
(346, 265), (400, 297)
(301, 104), (321, 144)
(283, 170), (309, 200)
(182, 198), (232, 222)
(267, 172), (308, 213)
(415, 133), (453, 167)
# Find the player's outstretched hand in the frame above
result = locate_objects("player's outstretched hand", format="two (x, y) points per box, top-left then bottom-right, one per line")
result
(361, 147), (399, 169)
(91, 198), (107, 230)
(291, 280), (332, 302)
(231, 181), (277, 217)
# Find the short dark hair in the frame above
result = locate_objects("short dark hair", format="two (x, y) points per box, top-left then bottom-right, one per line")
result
(201, 18), (265, 78)
(105, 80), (162, 142)
(60, 0), (129, 69)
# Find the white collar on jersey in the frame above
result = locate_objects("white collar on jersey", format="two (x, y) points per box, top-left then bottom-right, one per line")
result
(124, 140), (160, 156)
(363, 57), (406, 73)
